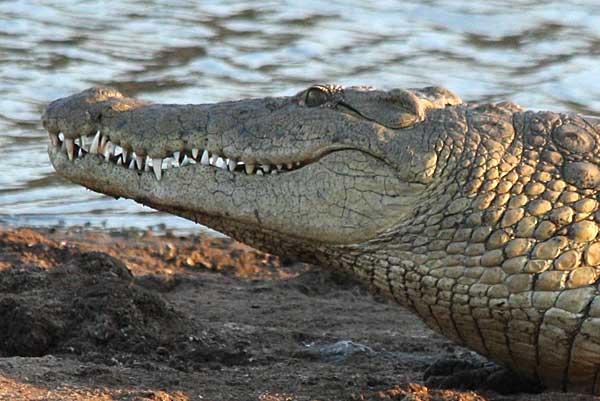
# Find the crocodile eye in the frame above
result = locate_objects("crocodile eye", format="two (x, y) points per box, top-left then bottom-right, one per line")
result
(305, 87), (329, 107)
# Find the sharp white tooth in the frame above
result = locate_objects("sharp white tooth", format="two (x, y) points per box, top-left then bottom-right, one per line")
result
(173, 151), (180, 167)
(286, 163), (293, 169)
(227, 159), (237, 171)
(121, 149), (128, 162)
(261, 164), (270, 173)
(163, 158), (171, 170)
(245, 164), (255, 174)
(49, 133), (59, 146)
(65, 138), (74, 161)
(271, 170), (278, 175)
(276, 164), (282, 170)
(90, 132), (101, 154)
(216, 157), (227, 170)
(192, 148), (199, 159)
(58, 132), (64, 141)
(100, 135), (109, 152)
(135, 155), (144, 170)
(114, 145), (123, 156)
(256, 170), (264, 176)
(103, 142), (114, 162)
(152, 158), (162, 180)
(117, 157), (123, 166)
(78, 147), (84, 158)
(181, 156), (191, 166)
(201, 150), (210, 165)
(210, 155), (217, 166)
(128, 159), (136, 170)
(80, 136), (86, 149)
(145, 156), (151, 171)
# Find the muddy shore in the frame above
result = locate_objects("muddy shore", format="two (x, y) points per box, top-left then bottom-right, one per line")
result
(0, 225), (596, 401)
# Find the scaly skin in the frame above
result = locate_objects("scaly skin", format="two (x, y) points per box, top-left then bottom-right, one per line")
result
(43, 85), (600, 393)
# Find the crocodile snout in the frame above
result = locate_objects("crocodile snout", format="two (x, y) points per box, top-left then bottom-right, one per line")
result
(41, 87), (140, 139)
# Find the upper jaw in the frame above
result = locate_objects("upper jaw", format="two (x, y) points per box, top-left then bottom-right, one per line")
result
(41, 86), (390, 181)
(41, 85), (454, 179)
(41, 87), (317, 180)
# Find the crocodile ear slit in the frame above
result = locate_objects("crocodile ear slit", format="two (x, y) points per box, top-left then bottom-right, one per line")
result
(388, 89), (427, 128)
(340, 88), (425, 129)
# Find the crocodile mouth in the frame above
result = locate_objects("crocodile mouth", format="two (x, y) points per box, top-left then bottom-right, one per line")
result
(43, 85), (434, 246)
(48, 130), (314, 181)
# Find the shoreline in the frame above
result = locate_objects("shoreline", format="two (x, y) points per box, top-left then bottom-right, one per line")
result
(0, 225), (593, 401)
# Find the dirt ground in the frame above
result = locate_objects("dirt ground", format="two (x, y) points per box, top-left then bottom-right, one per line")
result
(0, 225), (598, 401)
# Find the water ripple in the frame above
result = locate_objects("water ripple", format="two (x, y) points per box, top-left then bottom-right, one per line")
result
(1, 0), (599, 231)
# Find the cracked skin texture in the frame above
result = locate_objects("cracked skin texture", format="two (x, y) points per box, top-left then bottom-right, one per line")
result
(43, 84), (600, 394)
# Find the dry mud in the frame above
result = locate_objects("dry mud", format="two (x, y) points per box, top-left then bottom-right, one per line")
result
(0, 226), (597, 401)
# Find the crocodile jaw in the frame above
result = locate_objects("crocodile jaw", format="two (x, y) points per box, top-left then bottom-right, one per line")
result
(43, 87), (433, 250)
(48, 142), (422, 248)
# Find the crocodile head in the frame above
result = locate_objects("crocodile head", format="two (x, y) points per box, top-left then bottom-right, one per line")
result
(43, 85), (462, 262)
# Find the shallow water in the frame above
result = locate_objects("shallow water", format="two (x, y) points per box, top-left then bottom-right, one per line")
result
(1, 0), (600, 233)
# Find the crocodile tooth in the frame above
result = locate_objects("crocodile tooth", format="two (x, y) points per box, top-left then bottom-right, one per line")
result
(122, 149), (128, 163)
(144, 157), (151, 171)
(261, 164), (271, 173)
(286, 163), (293, 169)
(49, 132), (59, 146)
(128, 159), (136, 170)
(200, 150), (210, 165)
(58, 132), (64, 141)
(256, 170), (264, 176)
(271, 170), (278, 175)
(152, 158), (162, 180)
(103, 141), (114, 162)
(192, 148), (199, 159)
(80, 136), (86, 150)
(173, 151), (180, 167)
(216, 157), (227, 170)
(181, 155), (191, 166)
(78, 147), (84, 158)
(245, 164), (255, 174)
(116, 157), (123, 166)
(163, 157), (171, 170)
(227, 159), (237, 171)
(276, 164), (282, 170)
(135, 155), (144, 170)
(100, 135), (109, 153)
(90, 131), (101, 154)
(210, 155), (217, 166)
(65, 138), (74, 161)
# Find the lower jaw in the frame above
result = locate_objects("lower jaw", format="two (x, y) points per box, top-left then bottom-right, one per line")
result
(49, 145), (323, 260)
(49, 144), (398, 247)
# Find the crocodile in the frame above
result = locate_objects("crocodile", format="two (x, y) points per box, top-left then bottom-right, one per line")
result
(43, 85), (600, 394)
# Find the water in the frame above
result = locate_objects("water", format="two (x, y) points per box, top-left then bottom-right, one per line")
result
(1, 0), (600, 233)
